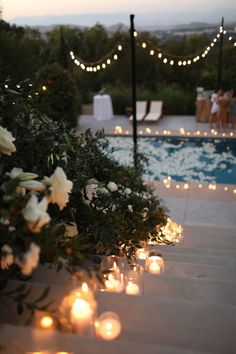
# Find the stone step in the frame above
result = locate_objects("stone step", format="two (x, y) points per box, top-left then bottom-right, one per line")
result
(0, 324), (207, 354)
(163, 260), (236, 282)
(183, 225), (236, 240)
(1, 284), (235, 353)
(160, 250), (236, 268)
(158, 244), (236, 259)
(143, 273), (236, 306)
(95, 292), (236, 354)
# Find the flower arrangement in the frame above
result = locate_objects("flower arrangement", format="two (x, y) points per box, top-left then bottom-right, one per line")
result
(0, 81), (168, 279)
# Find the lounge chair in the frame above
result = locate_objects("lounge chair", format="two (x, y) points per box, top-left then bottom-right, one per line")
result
(129, 101), (147, 121)
(143, 101), (163, 122)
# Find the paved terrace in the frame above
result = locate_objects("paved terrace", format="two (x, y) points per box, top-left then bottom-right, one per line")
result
(78, 114), (236, 138)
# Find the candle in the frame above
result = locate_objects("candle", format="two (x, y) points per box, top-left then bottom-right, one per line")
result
(70, 298), (93, 321)
(95, 312), (122, 341)
(39, 315), (54, 329)
(125, 280), (140, 295)
(145, 255), (164, 274)
(135, 248), (148, 260)
(104, 273), (123, 292)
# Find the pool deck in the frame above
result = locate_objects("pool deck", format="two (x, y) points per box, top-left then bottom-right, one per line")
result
(78, 114), (236, 229)
(78, 114), (236, 138)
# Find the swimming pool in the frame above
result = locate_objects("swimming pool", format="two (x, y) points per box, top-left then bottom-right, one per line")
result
(107, 136), (236, 184)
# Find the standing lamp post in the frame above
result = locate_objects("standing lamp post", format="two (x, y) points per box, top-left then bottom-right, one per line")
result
(130, 14), (138, 169)
(216, 17), (224, 89)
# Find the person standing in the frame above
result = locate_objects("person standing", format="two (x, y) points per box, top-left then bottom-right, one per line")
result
(217, 91), (230, 131)
(209, 89), (222, 128)
(229, 89), (236, 129)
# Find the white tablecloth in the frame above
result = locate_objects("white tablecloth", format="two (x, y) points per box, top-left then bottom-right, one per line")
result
(93, 94), (114, 121)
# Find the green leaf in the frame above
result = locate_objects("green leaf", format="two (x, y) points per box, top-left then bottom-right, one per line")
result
(17, 302), (24, 315)
(1, 177), (21, 195)
(34, 286), (50, 303)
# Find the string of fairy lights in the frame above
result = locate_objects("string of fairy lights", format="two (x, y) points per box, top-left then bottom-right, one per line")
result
(69, 43), (123, 72)
(69, 25), (236, 73)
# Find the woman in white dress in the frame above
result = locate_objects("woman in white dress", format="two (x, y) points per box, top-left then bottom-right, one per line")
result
(209, 89), (223, 128)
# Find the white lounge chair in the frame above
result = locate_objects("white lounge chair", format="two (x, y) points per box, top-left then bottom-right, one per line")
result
(144, 101), (163, 122)
(129, 101), (147, 121)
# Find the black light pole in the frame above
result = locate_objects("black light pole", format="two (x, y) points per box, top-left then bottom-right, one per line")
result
(130, 14), (138, 169)
(60, 26), (68, 69)
(217, 17), (224, 89)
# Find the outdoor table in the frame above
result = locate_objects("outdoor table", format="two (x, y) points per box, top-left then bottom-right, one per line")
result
(93, 94), (114, 121)
(196, 98), (212, 122)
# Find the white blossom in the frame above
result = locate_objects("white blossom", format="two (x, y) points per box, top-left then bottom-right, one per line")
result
(85, 183), (98, 201)
(6, 167), (23, 179)
(128, 205), (133, 213)
(98, 187), (109, 195)
(22, 195), (51, 233)
(65, 222), (78, 238)
(0, 245), (14, 270)
(107, 181), (118, 192)
(0, 126), (16, 156)
(48, 167), (73, 210)
(15, 243), (40, 275)
(124, 187), (132, 195)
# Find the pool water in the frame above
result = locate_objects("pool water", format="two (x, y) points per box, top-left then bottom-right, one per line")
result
(107, 136), (236, 184)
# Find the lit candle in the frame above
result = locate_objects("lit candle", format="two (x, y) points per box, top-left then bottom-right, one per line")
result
(39, 315), (54, 329)
(145, 255), (164, 274)
(135, 248), (148, 260)
(125, 280), (140, 295)
(95, 312), (122, 341)
(70, 298), (93, 321)
(104, 274), (123, 292)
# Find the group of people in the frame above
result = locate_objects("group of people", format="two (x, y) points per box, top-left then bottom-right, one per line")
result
(209, 89), (236, 130)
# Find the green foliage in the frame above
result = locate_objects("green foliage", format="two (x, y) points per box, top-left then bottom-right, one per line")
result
(0, 82), (168, 270)
(35, 63), (81, 127)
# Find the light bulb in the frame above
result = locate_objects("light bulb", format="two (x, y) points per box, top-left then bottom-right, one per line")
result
(142, 42), (146, 48)
(150, 50), (154, 55)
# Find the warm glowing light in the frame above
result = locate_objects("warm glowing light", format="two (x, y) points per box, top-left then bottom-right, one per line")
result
(113, 54), (118, 60)
(170, 60), (174, 65)
(198, 184), (203, 188)
(102, 63), (106, 69)
(134, 31), (138, 37)
(183, 183), (189, 190)
(150, 50), (154, 55)
(224, 186), (228, 191)
(146, 127), (152, 134)
(95, 312), (122, 340)
(229, 36), (232, 41)
(42, 85), (47, 91)
(178, 61), (182, 66)
(39, 315), (54, 329)
(135, 248), (148, 260)
(176, 184), (180, 189)
(125, 281), (140, 295)
(145, 255), (164, 274)
(71, 298), (93, 320)
(160, 218), (183, 243)
(107, 59), (111, 64)
(118, 45), (122, 51)
(163, 58), (168, 64)
(142, 42), (147, 48)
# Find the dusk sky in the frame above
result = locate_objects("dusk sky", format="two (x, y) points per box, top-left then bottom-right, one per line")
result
(3, 0), (236, 20)
(2, 0), (236, 27)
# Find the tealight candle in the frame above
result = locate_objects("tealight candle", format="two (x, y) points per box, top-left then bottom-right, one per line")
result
(145, 255), (164, 274)
(125, 280), (140, 295)
(135, 247), (148, 260)
(70, 298), (93, 321)
(104, 273), (123, 293)
(95, 312), (122, 341)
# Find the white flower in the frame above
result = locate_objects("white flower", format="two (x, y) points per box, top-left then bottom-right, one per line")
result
(107, 181), (118, 192)
(124, 187), (132, 195)
(19, 180), (46, 192)
(65, 222), (78, 238)
(128, 205), (133, 213)
(0, 245), (14, 270)
(22, 195), (51, 233)
(111, 204), (116, 212)
(85, 183), (98, 201)
(48, 167), (73, 210)
(0, 126), (16, 155)
(6, 167), (23, 179)
(98, 187), (109, 195)
(16, 243), (40, 275)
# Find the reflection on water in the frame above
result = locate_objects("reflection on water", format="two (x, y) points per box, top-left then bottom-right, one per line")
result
(107, 137), (236, 184)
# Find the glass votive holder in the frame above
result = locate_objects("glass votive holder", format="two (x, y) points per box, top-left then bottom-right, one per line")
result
(59, 283), (97, 335)
(135, 247), (149, 260)
(125, 263), (143, 296)
(94, 311), (122, 341)
(145, 251), (164, 274)
(102, 269), (124, 293)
